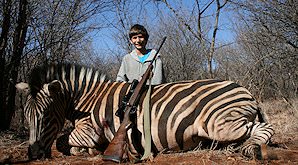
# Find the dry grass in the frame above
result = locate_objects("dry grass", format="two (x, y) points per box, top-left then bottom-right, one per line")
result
(0, 130), (28, 162)
(260, 99), (298, 143)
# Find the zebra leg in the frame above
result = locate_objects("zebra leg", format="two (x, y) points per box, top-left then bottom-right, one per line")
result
(68, 116), (102, 156)
(56, 134), (100, 156)
(241, 122), (274, 158)
(212, 114), (274, 159)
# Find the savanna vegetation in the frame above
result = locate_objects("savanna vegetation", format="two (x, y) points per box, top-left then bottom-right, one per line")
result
(0, 0), (297, 164)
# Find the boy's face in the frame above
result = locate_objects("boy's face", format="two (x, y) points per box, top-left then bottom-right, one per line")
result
(130, 34), (147, 50)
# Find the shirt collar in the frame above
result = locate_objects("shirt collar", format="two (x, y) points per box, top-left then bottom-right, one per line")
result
(130, 49), (156, 62)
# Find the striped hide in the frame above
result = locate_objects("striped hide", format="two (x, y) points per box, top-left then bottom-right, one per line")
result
(16, 63), (274, 160)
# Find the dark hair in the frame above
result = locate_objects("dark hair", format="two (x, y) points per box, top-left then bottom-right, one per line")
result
(129, 24), (149, 40)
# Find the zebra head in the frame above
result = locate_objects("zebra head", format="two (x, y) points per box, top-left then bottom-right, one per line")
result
(16, 80), (66, 160)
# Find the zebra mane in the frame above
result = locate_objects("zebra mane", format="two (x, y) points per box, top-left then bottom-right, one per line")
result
(28, 63), (107, 98)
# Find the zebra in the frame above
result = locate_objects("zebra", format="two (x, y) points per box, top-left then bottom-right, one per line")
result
(16, 63), (274, 161)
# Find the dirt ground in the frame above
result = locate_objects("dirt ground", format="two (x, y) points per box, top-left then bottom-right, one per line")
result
(0, 130), (297, 164)
(1, 100), (298, 164)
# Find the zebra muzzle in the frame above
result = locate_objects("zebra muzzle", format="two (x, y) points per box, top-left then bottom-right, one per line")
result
(28, 142), (51, 160)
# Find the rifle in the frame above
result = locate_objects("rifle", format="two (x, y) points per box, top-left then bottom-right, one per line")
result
(102, 37), (167, 163)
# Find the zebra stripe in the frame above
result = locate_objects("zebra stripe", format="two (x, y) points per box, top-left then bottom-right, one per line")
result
(19, 63), (274, 160)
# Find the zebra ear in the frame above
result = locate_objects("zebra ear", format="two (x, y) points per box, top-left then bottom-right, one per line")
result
(16, 82), (30, 94)
(48, 80), (63, 96)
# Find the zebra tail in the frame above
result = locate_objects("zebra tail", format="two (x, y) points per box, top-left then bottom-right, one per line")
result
(257, 106), (275, 146)
(256, 107), (269, 123)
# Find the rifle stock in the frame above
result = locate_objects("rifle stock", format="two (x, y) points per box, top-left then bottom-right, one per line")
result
(103, 37), (167, 163)
(101, 115), (131, 162)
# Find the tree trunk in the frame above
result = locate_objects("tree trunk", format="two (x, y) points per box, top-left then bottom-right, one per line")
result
(0, 0), (12, 131)
(0, 0), (28, 131)
(208, 0), (227, 78)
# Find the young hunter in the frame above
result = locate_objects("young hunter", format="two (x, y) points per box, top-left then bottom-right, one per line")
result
(116, 24), (164, 85)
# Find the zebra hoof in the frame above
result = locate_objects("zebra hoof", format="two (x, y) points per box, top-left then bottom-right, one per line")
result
(88, 148), (101, 156)
(260, 144), (268, 160)
(56, 134), (71, 156)
(241, 143), (261, 159)
(70, 147), (89, 156)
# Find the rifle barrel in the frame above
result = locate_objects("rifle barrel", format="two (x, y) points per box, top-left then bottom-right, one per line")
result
(149, 37), (167, 65)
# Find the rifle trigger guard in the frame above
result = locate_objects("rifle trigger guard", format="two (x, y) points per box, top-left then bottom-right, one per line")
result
(130, 106), (137, 115)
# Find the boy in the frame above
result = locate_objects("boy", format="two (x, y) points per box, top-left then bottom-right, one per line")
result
(116, 24), (164, 85)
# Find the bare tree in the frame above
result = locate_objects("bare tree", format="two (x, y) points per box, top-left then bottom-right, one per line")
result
(100, 0), (233, 81)
(26, 0), (112, 65)
(0, 0), (29, 130)
(157, 0), (229, 78)
(154, 14), (205, 81)
(232, 0), (298, 100)
(0, 0), (12, 129)
(0, 0), (113, 131)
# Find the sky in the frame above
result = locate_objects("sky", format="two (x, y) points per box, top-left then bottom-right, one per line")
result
(90, 0), (237, 56)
